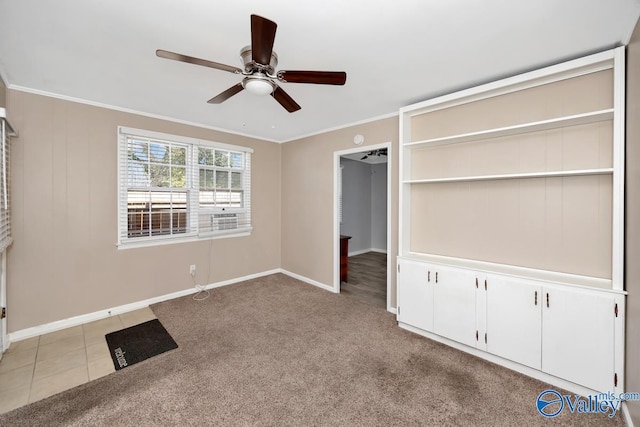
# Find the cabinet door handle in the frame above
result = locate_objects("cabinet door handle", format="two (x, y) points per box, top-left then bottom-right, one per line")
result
(475, 277), (478, 288)
(435, 272), (438, 283)
(427, 271), (430, 282)
(546, 293), (550, 308)
(534, 291), (538, 306)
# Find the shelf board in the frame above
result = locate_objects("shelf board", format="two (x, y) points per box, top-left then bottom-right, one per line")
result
(405, 109), (614, 148)
(398, 254), (615, 291)
(404, 168), (614, 184)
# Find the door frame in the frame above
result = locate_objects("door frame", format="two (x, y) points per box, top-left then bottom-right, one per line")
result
(0, 251), (7, 356)
(333, 141), (392, 311)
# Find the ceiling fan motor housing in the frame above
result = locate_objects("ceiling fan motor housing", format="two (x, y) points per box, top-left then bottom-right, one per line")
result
(240, 45), (278, 74)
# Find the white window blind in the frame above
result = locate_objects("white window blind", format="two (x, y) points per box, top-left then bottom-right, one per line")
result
(196, 146), (252, 236)
(0, 112), (16, 253)
(118, 127), (252, 247)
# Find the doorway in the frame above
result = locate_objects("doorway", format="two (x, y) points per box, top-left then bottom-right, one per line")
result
(333, 142), (391, 311)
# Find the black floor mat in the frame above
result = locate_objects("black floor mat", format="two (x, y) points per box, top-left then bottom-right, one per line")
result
(105, 319), (178, 370)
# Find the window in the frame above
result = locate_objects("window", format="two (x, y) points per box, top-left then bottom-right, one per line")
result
(118, 127), (252, 247)
(0, 115), (15, 253)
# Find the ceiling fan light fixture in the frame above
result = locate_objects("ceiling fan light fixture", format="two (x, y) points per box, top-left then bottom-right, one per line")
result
(243, 75), (275, 96)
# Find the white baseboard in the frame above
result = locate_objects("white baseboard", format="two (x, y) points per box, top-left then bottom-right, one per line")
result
(623, 402), (636, 427)
(201, 269), (281, 291)
(279, 269), (337, 293)
(281, 269), (396, 313)
(348, 248), (371, 257)
(348, 247), (388, 257)
(7, 268), (338, 346)
(7, 268), (282, 345)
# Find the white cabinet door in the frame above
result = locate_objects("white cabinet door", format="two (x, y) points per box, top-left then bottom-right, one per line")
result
(433, 265), (476, 347)
(397, 259), (434, 332)
(542, 287), (616, 392)
(486, 275), (542, 369)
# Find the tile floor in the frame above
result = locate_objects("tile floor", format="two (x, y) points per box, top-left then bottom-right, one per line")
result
(0, 307), (156, 414)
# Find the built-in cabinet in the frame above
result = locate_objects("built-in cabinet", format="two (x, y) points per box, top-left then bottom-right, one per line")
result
(398, 258), (621, 392)
(540, 285), (618, 393)
(484, 275), (541, 370)
(397, 259), (476, 347)
(396, 258), (434, 332)
(397, 47), (626, 394)
(432, 264), (476, 348)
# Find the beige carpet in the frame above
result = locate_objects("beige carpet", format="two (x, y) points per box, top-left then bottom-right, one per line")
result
(0, 274), (624, 426)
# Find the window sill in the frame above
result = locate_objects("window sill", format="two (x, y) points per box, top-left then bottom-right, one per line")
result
(116, 228), (252, 250)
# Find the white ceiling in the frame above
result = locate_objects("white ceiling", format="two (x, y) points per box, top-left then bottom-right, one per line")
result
(1, 1), (639, 143)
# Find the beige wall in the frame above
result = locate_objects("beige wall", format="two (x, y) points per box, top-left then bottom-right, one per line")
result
(281, 117), (399, 307)
(5, 88), (399, 333)
(625, 16), (640, 424)
(410, 176), (612, 279)
(6, 90), (281, 332)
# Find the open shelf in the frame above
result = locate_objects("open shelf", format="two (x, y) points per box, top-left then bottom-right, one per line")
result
(405, 109), (614, 148)
(403, 168), (613, 184)
(400, 48), (624, 291)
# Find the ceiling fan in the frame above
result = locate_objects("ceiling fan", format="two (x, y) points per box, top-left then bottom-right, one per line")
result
(361, 148), (387, 160)
(156, 14), (347, 113)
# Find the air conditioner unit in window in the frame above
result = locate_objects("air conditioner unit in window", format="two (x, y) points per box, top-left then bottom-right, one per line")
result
(211, 213), (238, 231)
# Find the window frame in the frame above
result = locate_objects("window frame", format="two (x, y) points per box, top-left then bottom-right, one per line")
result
(0, 116), (15, 254)
(117, 126), (253, 249)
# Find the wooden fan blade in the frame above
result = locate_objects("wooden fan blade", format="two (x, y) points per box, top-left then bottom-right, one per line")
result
(156, 49), (242, 74)
(251, 15), (277, 65)
(271, 85), (301, 113)
(278, 70), (347, 85)
(207, 83), (244, 104)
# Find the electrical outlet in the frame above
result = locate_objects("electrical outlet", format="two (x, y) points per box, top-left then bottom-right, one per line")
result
(189, 265), (196, 276)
